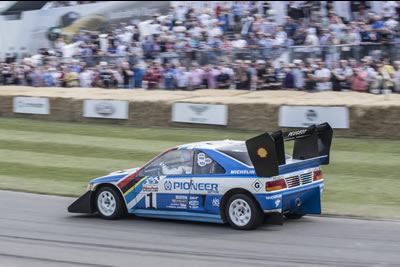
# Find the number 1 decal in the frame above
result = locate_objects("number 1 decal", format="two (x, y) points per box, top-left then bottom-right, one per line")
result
(146, 193), (157, 209)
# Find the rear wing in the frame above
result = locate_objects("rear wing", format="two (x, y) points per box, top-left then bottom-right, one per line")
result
(245, 123), (333, 177)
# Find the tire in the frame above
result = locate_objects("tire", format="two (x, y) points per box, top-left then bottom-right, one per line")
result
(96, 186), (125, 220)
(225, 193), (263, 230)
(284, 213), (304, 219)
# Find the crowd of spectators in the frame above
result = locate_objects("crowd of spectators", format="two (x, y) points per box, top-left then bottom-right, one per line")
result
(2, 1), (400, 94)
(43, 1), (400, 63)
(45, 1), (103, 8)
(1, 56), (400, 93)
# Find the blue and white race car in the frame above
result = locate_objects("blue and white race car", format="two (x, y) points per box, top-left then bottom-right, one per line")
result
(68, 123), (333, 230)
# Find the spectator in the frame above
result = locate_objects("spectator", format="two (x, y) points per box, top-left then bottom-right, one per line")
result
(351, 67), (368, 92)
(175, 66), (190, 90)
(284, 16), (298, 38)
(234, 60), (251, 89)
(263, 67), (280, 90)
(304, 65), (316, 91)
(232, 33), (247, 49)
(283, 65), (295, 89)
(163, 63), (176, 89)
(332, 59), (353, 91)
(341, 26), (359, 59)
(292, 60), (305, 90)
(393, 61), (400, 92)
(216, 66), (231, 89)
(188, 64), (204, 89)
(79, 67), (92, 88)
(202, 65), (220, 89)
(42, 67), (55, 86)
(314, 61), (331, 91)
(380, 58), (395, 91)
(132, 64), (144, 88)
(142, 36), (155, 60)
(65, 67), (79, 87)
(142, 67), (160, 90)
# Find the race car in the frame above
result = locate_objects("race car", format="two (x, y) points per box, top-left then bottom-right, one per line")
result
(68, 123), (333, 230)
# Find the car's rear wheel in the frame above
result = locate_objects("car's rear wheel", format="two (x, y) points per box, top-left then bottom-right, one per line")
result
(284, 213), (304, 219)
(96, 186), (125, 220)
(226, 194), (263, 230)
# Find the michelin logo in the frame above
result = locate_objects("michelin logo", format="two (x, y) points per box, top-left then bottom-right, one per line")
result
(230, 170), (255, 175)
(266, 194), (282, 200)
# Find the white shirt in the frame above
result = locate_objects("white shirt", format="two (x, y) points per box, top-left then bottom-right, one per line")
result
(116, 44), (127, 56)
(232, 39), (247, 49)
(175, 71), (189, 87)
(79, 71), (92, 88)
(315, 68), (331, 91)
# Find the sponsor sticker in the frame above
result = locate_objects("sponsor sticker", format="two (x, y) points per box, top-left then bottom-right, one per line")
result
(142, 177), (160, 192)
(164, 181), (172, 191)
(266, 194), (282, 200)
(212, 197), (220, 207)
(252, 179), (262, 192)
(197, 153), (212, 167)
(230, 170), (255, 175)
(168, 181), (218, 192)
(257, 147), (268, 158)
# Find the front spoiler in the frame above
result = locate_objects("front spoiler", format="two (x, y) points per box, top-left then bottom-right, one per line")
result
(68, 191), (95, 213)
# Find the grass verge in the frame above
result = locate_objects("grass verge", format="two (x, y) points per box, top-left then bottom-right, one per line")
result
(0, 117), (399, 218)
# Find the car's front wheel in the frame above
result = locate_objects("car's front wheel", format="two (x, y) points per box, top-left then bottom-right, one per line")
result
(96, 186), (125, 220)
(226, 194), (263, 230)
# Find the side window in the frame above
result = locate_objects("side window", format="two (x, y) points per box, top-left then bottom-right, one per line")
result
(139, 149), (194, 177)
(194, 151), (226, 175)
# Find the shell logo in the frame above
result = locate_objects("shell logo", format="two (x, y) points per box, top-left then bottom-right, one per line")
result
(257, 147), (268, 158)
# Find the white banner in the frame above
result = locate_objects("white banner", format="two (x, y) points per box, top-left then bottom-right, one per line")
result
(13, 97), (50, 115)
(172, 103), (228, 126)
(83, 100), (129, 119)
(279, 106), (349, 129)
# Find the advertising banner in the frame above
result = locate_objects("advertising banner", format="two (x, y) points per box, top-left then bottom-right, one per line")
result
(172, 103), (228, 126)
(279, 106), (349, 129)
(83, 100), (129, 119)
(13, 97), (50, 115)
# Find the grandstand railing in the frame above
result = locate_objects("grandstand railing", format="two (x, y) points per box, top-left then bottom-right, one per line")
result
(48, 42), (400, 67)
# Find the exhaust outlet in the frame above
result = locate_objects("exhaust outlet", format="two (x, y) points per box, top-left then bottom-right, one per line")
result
(295, 198), (301, 207)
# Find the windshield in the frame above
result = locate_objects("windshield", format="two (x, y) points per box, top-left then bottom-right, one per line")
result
(218, 143), (293, 166)
(217, 143), (253, 166)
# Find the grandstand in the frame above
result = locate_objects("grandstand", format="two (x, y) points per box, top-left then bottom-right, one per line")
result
(0, 1), (399, 93)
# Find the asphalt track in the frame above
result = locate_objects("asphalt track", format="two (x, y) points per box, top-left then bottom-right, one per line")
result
(0, 191), (399, 267)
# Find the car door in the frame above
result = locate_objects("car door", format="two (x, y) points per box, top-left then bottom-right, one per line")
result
(188, 150), (226, 213)
(133, 149), (194, 211)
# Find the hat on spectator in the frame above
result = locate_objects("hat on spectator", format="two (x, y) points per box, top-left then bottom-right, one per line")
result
(293, 59), (302, 64)
(100, 61), (108, 66)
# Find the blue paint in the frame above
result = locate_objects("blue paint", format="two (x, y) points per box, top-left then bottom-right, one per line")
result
(129, 209), (224, 224)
